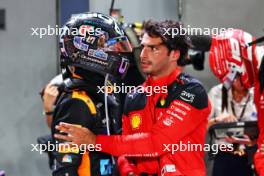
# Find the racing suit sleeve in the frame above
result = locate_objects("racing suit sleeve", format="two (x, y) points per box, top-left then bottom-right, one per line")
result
(96, 84), (211, 157)
(52, 98), (95, 176)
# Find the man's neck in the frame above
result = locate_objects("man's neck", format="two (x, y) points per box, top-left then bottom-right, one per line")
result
(152, 66), (178, 80)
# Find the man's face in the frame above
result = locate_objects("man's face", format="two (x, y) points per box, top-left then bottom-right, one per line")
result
(140, 33), (176, 77)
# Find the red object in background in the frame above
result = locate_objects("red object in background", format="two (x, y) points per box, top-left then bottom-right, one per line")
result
(209, 29), (256, 89)
(209, 28), (264, 175)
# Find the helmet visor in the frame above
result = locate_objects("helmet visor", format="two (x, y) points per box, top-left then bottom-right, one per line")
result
(105, 36), (133, 53)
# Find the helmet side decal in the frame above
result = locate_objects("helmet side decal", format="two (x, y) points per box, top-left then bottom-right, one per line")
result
(73, 36), (89, 51)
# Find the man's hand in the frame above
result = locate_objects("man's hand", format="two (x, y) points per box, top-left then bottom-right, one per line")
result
(54, 122), (96, 146)
(216, 114), (237, 123)
(118, 156), (138, 176)
(43, 83), (59, 112)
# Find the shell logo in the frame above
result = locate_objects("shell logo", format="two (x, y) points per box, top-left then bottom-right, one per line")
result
(160, 98), (166, 106)
(131, 114), (141, 129)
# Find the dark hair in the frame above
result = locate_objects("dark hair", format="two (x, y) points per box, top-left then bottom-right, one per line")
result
(221, 86), (228, 113)
(143, 20), (191, 65)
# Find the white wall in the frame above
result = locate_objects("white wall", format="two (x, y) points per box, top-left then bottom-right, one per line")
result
(0, 0), (57, 175)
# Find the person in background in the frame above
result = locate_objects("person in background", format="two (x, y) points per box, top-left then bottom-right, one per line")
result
(41, 74), (62, 128)
(208, 74), (257, 176)
(37, 74), (62, 169)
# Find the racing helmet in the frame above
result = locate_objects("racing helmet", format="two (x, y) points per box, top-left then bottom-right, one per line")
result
(60, 12), (132, 78)
(209, 29), (257, 89)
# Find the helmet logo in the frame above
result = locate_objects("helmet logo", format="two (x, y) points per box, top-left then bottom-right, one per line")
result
(86, 36), (96, 44)
(88, 49), (108, 61)
(73, 36), (89, 51)
(229, 38), (242, 64)
(79, 25), (94, 36)
(97, 35), (106, 48)
(119, 58), (129, 74)
(79, 25), (103, 37)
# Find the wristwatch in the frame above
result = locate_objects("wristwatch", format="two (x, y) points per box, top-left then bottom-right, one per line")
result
(42, 110), (54, 116)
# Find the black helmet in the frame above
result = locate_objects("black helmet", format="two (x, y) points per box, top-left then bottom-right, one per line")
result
(60, 12), (132, 78)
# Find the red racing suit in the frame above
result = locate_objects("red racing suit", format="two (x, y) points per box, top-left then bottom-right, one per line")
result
(254, 55), (264, 175)
(96, 68), (211, 176)
(254, 79), (264, 175)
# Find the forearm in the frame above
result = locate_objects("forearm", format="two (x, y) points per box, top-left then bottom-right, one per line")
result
(46, 115), (53, 128)
(96, 133), (161, 157)
(207, 118), (217, 129)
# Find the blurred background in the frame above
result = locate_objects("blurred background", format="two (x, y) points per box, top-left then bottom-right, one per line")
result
(0, 0), (263, 175)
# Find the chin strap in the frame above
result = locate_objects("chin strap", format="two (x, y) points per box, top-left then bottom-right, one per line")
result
(104, 73), (116, 166)
(104, 73), (111, 136)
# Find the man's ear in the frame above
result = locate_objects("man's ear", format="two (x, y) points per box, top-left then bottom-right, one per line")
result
(169, 50), (180, 62)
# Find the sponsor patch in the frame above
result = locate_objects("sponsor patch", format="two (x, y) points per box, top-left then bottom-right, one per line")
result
(160, 98), (166, 106)
(88, 49), (108, 60)
(86, 36), (96, 44)
(100, 159), (112, 175)
(79, 25), (94, 36)
(179, 90), (195, 103)
(73, 36), (89, 51)
(172, 101), (191, 111)
(131, 114), (142, 129)
(163, 117), (174, 126)
(166, 110), (183, 121)
(62, 154), (72, 163)
(161, 164), (176, 175)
